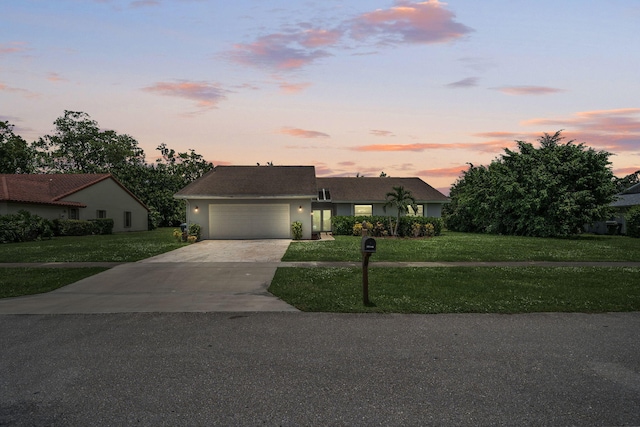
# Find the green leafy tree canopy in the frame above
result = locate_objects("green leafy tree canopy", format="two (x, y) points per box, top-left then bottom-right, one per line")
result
(444, 131), (616, 237)
(0, 121), (35, 173)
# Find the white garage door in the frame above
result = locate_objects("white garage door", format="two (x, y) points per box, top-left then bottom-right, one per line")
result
(209, 204), (291, 239)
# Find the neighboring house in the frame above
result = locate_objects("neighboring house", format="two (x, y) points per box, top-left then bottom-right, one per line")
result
(174, 165), (449, 240)
(0, 174), (149, 233)
(588, 182), (640, 235)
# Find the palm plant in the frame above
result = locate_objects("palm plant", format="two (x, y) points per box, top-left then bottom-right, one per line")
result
(384, 186), (417, 236)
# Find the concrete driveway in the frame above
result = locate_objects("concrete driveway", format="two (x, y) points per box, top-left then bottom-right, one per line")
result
(0, 240), (298, 314)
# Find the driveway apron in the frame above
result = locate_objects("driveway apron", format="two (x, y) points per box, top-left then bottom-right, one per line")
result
(0, 240), (298, 314)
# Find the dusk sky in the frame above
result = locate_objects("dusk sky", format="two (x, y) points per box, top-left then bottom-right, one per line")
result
(2, 0), (639, 193)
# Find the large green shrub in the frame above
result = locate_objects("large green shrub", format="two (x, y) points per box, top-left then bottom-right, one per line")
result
(55, 219), (96, 236)
(0, 210), (53, 243)
(89, 218), (114, 235)
(626, 206), (640, 238)
(445, 131), (616, 237)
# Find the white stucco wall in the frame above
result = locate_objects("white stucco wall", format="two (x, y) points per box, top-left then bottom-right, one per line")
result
(184, 198), (313, 240)
(60, 178), (148, 232)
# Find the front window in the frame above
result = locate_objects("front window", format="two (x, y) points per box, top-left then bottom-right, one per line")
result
(124, 211), (132, 228)
(407, 204), (423, 217)
(69, 208), (79, 220)
(97, 210), (107, 219)
(354, 205), (372, 216)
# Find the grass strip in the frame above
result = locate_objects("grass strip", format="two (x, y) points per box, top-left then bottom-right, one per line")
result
(269, 266), (640, 313)
(0, 268), (109, 298)
(283, 233), (640, 262)
(0, 228), (187, 263)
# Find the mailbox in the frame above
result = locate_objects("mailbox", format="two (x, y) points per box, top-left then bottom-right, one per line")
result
(361, 236), (376, 253)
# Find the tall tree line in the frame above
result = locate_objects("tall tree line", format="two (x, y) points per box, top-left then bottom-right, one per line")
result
(1, 111), (214, 227)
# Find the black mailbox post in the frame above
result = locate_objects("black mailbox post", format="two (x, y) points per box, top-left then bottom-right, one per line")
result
(361, 236), (376, 305)
(361, 237), (376, 253)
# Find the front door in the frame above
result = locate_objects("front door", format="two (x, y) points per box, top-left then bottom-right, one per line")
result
(312, 209), (332, 232)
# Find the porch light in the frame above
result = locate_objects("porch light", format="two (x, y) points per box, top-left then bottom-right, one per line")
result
(195, 206), (199, 212)
(298, 205), (302, 211)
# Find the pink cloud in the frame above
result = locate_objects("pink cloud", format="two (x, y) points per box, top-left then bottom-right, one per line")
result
(614, 166), (640, 177)
(47, 72), (68, 83)
(278, 81), (312, 94)
(351, 0), (473, 45)
(520, 108), (640, 152)
(299, 29), (342, 48)
(0, 41), (28, 55)
(370, 129), (395, 137)
(0, 82), (40, 99)
(415, 165), (468, 178)
(493, 86), (564, 96)
(142, 80), (229, 109)
(277, 127), (330, 139)
(351, 141), (506, 152)
(229, 32), (333, 70)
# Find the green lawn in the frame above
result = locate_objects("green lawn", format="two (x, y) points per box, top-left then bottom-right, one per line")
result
(0, 228), (187, 262)
(270, 266), (640, 313)
(0, 267), (109, 298)
(0, 228), (185, 298)
(283, 232), (640, 262)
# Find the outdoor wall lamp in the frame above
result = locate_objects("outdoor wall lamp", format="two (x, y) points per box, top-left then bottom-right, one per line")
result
(195, 206), (199, 212)
(298, 206), (302, 212)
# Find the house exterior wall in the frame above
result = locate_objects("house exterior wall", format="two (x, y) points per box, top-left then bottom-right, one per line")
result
(1, 202), (66, 219)
(59, 178), (148, 232)
(185, 198), (313, 240)
(426, 203), (443, 217)
(333, 202), (445, 218)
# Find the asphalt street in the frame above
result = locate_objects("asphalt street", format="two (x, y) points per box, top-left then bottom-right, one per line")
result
(2, 311), (639, 426)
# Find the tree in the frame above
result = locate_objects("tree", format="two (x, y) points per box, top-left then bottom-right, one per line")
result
(33, 110), (145, 174)
(614, 170), (640, 193)
(444, 131), (616, 237)
(384, 185), (417, 236)
(32, 111), (214, 227)
(0, 121), (35, 173)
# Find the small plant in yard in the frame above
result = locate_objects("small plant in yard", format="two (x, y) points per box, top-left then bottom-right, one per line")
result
(188, 223), (202, 241)
(372, 221), (388, 237)
(424, 223), (435, 237)
(187, 235), (197, 244)
(173, 229), (182, 242)
(291, 221), (303, 240)
(352, 221), (372, 236)
(411, 222), (423, 237)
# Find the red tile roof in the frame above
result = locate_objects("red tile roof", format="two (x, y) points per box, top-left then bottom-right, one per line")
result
(0, 174), (148, 210)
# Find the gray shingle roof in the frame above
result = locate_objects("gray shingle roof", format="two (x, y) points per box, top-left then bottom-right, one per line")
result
(316, 177), (449, 202)
(611, 193), (640, 208)
(175, 166), (317, 198)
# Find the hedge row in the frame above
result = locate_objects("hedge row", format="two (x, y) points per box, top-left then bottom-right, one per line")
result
(53, 218), (114, 236)
(331, 215), (444, 237)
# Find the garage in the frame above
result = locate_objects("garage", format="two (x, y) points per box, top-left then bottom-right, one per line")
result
(209, 204), (291, 239)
